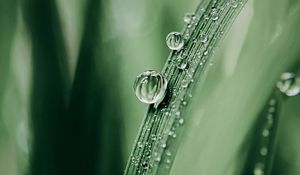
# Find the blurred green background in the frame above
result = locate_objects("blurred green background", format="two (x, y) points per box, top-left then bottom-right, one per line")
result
(0, 0), (197, 174)
(1, 0), (300, 175)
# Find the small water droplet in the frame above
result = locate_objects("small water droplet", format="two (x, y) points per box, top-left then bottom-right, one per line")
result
(168, 131), (177, 138)
(268, 107), (275, 113)
(204, 14), (209, 20)
(175, 111), (181, 118)
(260, 147), (268, 156)
(230, 0), (239, 8)
(175, 57), (188, 70)
(182, 101), (187, 106)
(160, 142), (167, 148)
(138, 142), (143, 148)
(134, 70), (168, 108)
(184, 13), (196, 24)
(199, 32), (208, 43)
(211, 8), (219, 21)
(277, 72), (300, 96)
(181, 79), (189, 88)
(153, 152), (161, 162)
(165, 158), (171, 164)
(179, 118), (184, 125)
(183, 33), (190, 39)
(204, 50), (209, 56)
(262, 129), (270, 137)
(166, 32), (184, 50)
(254, 163), (264, 175)
(151, 134), (157, 141)
(166, 150), (172, 156)
(269, 99), (276, 106)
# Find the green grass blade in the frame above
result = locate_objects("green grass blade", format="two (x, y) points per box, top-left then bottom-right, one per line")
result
(21, 0), (70, 174)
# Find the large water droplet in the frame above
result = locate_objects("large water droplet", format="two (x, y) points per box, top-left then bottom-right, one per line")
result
(134, 70), (168, 108)
(277, 72), (300, 96)
(166, 32), (184, 50)
(184, 13), (196, 24)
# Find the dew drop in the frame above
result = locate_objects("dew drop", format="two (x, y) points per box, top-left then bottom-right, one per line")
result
(184, 13), (196, 24)
(211, 8), (219, 21)
(166, 32), (184, 50)
(277, 72), (300, 96)
(160, 142), (167, 148)
(260, 147), (268, 156)
(268, 107), (275, 113)
(178, 118), (184, 125)
(230, 0), (238, 8)
(175, 111), (181, 118)
(168, 131), (177, 138)
(199, 33), (208, 43)
(262, 129), (270, 137)
(181, 79), (189, 88)
(166, 150), (172, 156)
(183, 33), (190, 40)
(204, 14), (209, 20)
(153, 152), (161, 162)
(204, 50), (209, 56)
(165, 158), (171, 164)
(253, 163), (264, 175)
(175, 57), (188, 70)
(134, 70), (168, 108)
(269, 99), (276, 106)
(137, 142), (143, 148)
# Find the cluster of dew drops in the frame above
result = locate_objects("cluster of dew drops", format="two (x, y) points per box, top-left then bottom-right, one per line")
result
(134, 0), (241, 108)
(131, 1), (243, 174)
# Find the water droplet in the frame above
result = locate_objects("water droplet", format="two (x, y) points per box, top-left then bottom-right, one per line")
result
(175, 111), (181, 118)
(166, 150), (172, 156)
(262, 129), (269, 137)
(199, 33), (208, 43)
(168, 131), (177, 138)
(254, 163), (264, 175)
(181, 79), (189, 88)
(134, 70), (168, 108)
(269, 99), (276, 106)
(166, 32), (184, 50)
(182, 101), (187, 106)
(138, 142), (144, 148)
(183, 33), (190, 39)
(204, 50), (209, 56)
(184, 13), (196, 24)
(160, 142), (167, 148)
(153, 152), (161, 162)
(277, 72), (300, 96)
(268, 107), (275, 113)
(230, 0), (238, 8)
(260, 147), (268, 156)
(165, 158), (171, 164)
(211, 8), (219, 21)
(151, 134), (157, 141)
(175, 57), (188, 70)
(179, 118), (184, 125)
(204, 14), (209, 20)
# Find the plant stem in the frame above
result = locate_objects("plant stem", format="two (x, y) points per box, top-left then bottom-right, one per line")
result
(124, 0), (248, 174)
